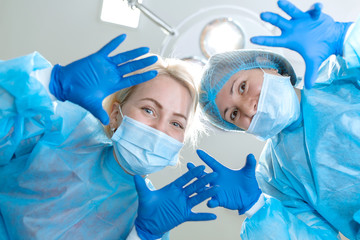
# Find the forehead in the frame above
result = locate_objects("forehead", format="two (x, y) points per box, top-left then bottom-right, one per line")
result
(215, 69), (263, 109)
(130, 75), (193, 113)
(132, 74), (190, 98)
(214, 72), (235, 118)
(215, 70), (244, 102)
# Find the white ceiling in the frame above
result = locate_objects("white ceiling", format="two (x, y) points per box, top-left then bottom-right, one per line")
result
(1, 0), (358, 239)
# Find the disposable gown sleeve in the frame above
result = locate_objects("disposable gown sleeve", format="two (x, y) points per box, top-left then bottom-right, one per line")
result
(343, 16), (360, 69)
(240, 146), (340, 240)
(315, 17), (360, 86)
(241, 198), (340, 239)
(0, 52), (53, 165)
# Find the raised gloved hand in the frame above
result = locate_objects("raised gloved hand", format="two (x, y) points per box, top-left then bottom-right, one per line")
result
(49, 34), (158, 124)
(134, 165), (219, 239)
(192, 150), (261, 215)
(250, 0), (352, 89)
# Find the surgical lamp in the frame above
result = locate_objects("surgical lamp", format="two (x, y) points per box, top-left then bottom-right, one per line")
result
(200, 18), (245, 58)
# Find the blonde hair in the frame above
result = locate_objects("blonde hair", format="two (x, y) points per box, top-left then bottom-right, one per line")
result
(102, 54), (203, 146)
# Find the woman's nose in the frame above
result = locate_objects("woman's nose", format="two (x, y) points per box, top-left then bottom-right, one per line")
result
(239, 99), (257, 118)
(149, 120), (168, 134)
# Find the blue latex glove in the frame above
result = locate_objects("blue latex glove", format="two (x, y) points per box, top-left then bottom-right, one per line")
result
(193, 150), (261, 215)
(250, 0), (352, 89)
(49, 34), (158, 124)
(134, 165), (219, 239)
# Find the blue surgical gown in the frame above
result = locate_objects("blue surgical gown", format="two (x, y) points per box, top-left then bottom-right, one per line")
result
(0, 53), (169, 239)
(241, 19), (360, 240)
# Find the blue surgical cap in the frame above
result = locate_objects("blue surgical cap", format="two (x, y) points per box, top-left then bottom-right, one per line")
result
(200, 49), (297, 131)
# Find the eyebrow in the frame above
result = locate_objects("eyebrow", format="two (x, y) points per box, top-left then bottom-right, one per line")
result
(223, 80), (236, 119)
(141, 98), (163, 109)
(140, 98), (188, 121)
(230, 80), (235, 95)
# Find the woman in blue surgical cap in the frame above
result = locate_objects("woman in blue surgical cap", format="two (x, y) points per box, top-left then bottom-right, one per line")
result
(0, 34), (218, 239)
(193, 0), (360, 239)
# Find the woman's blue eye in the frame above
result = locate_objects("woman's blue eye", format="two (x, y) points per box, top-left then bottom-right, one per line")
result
(239, 82), (246, 94)
(172, 122), (184, 129)
(143, 108), (153, 115)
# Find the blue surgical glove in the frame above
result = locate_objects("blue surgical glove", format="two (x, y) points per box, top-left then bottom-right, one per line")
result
(250, 0), (352, 89)
(194, 150), (261, 215)
(134, 165), (219, 239)
(49, 34), (158, 124)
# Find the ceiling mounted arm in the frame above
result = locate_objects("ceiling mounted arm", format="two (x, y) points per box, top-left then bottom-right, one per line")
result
(127, 0), (176, 35)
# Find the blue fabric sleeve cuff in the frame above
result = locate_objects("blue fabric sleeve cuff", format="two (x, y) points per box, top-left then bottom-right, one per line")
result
(343, 17), (360, 68)
(30, 67), (56, 101)
(245, 193), (265, 218)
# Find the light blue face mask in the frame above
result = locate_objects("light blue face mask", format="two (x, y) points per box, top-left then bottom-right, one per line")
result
(111, 107), (184, 175)
(246, 70), (300, 140)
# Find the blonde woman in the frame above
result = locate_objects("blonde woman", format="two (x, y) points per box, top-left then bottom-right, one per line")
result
(0, 35), (217, 239)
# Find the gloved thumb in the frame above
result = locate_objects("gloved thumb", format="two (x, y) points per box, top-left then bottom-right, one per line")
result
(134, 175), (150, 196)
(243, 154), (257, 172)
(304, 60), (319, 89)
(307, 2), (323, 20)
(187, 162), (196, 170)
(90, 106), (110, 125)
(187, 212), (217, 221)
(207, 198), (220, 208)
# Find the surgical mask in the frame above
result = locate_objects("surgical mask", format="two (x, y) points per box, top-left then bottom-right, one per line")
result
(111, 107), (184, 175)
(246, 70), (300, 140)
